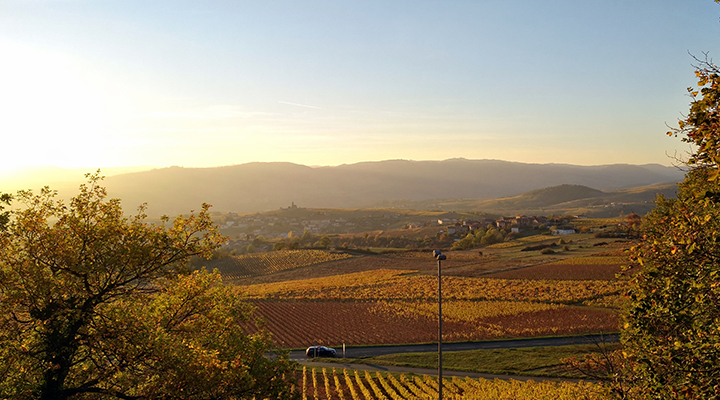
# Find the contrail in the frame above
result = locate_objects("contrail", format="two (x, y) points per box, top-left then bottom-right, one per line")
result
(278, 101), (321, 110)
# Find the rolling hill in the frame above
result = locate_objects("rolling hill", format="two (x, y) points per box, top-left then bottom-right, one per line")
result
(1, 159), (684, 216)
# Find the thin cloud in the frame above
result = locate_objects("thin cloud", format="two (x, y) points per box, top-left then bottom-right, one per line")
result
(278, 101), (321, 110)
(141, 112), (226, 119)
(140, 107), (272, 119)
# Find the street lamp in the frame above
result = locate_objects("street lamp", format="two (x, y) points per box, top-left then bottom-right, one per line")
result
(433, 250), (446, 400)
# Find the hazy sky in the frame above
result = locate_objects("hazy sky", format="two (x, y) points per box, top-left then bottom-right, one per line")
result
(1, 0), (719, 173)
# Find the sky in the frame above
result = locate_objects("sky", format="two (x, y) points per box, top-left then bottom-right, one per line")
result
(1, 0), (719, 174)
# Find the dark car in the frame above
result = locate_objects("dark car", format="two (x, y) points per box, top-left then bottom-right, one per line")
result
(305, 346), (336, 358)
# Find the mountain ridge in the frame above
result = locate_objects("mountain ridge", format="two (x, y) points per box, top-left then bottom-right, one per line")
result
(1, 159), (684, 216)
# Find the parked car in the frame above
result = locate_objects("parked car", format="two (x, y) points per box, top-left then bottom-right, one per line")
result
(306, 346), (336, 358)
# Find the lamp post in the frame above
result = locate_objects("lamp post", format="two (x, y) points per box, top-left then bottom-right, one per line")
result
(432, 250), (446, 400)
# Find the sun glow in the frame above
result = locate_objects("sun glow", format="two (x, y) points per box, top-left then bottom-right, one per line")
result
(0, 41), (136, 173)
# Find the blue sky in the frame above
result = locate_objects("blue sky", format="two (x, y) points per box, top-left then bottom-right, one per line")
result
(1, 0), (719, 172)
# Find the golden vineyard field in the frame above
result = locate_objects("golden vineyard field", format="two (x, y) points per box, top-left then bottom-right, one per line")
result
(240, 269), (625, 304)
(244, 300), (617, 347)
(237, 269), (622, 347)
(297, 367), (611, 400)
(212, 250), (353, 279)
(486, 256), (629, 280)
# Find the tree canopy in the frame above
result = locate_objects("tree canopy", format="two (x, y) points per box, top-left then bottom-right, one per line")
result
(0, 174), (298, 399)
(0, 192), (10, 231)
(624, 56), (720, 399)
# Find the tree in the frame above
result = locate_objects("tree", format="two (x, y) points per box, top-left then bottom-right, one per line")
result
(299, 229), (315, 246)
(451, 233), (475, 250)
(0, 192), (10, 231)
(479, 228), (503, 245)
(0, 174), (298, 399)
(314, 235), (332, 249)
(624, 56), (720, 399)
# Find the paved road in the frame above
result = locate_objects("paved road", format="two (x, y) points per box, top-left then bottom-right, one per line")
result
(290, 334), (617, 381)
(290, 334), (618, 360)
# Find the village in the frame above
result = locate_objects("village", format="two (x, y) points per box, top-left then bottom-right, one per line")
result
(216, 206), (586, 242)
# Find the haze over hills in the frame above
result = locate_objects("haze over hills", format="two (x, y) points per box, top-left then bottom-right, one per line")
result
(0, 165), (156, 192)
(400, 182), (680, 218)
(0, 159), (683, 217)
(100, 159), (682, 216)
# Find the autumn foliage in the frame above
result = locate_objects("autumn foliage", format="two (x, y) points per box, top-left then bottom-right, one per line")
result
(624, 56), (720, 399)
(0, 174), (298, 400)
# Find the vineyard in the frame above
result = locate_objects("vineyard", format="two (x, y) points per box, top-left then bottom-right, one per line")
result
(239, 269), (626, 304)
(209, 250), (353, 280)
(297, 366), (610, 400)
(221, 238), (631, 396)
(386, 251), (484, 260)
(486, 256), (630, 281)
(244, 300), (618, 347)
(238, 268), (622, 347)
(229, 244), (628, 347)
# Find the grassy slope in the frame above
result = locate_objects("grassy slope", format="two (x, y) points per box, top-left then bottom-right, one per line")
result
(322, 343), (621, 379)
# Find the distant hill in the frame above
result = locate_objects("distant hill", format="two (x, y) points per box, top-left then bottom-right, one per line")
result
(490, 184), (607, 209)
(103, 159), (683, 216)
(1, 159), (684, 216)
(0, 165), (156, 193)
(401, 182), (679, 217)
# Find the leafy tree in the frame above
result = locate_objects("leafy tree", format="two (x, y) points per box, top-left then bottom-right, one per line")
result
(480, 228), (504, 245)
(671, 55), (720, 178)
(472, 228), (486, 243)
(299, 229), (315, 246)
(253, 235), (268, 246)
(0, 174), (298, 399)
(315, 235), (332, 249)
(624, 56), (720, 399)
(0, 192), (10, 231)
(451, 233), (475, 250)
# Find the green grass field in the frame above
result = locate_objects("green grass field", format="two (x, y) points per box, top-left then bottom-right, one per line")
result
(319, 343), (622, 379)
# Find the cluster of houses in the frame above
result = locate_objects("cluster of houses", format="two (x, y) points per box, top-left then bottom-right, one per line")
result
(218, 209), (580, 241)
(219, 210), (402, 238)
(221, 214), (359, 238)
(436, 215), (578, 236)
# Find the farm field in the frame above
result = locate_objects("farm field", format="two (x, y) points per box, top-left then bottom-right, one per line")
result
(244, 299), (617, 347)
(296, 366), (611, 400)
(238, 268), (623, 347)
(220, 236), (631, 348)
(484, 256), (628, 280)
(240, 269), (625, 303)
(207, 249), (352, 280)
(218, 236), (631, 285)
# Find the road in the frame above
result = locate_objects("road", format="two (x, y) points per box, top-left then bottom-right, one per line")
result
(290, 334), (618, 381)
(290, 334), (619, 360)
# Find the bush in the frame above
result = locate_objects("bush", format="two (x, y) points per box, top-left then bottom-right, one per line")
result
(521, 243), (554, 252)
